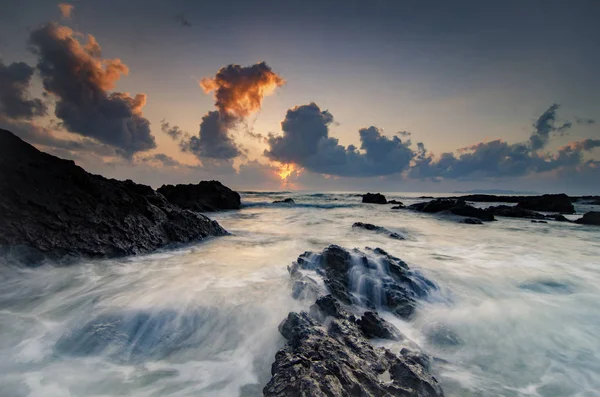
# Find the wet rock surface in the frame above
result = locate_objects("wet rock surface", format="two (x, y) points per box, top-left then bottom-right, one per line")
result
(486, 205), (546, 219)
(273, 198), (295, 204)
(363, 192), (388, 204)
(516, 193), (575, 214)
(0, 129), (227, 262)
(157, 180), (240, 212)
(460, 218), (483, 225)
(264, 246), (444, 396)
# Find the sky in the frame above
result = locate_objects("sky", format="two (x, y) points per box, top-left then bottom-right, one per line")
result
(0, 0), (599, 194)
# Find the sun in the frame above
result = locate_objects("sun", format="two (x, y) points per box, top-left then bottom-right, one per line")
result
(277, 163), (300, 181)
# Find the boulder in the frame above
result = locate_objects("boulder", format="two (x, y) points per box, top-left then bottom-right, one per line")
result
(362, 192), (387, 204)
(388, 200), (403, 205)
(516, 193), (575, 214)
(460, 218), (483, 225)
(273, 198), (295, 204)
(391, 205), (405, 210)
(575, 211), (600, 226)
(0, 129), (227, 262)
(157, 181), (240, 212)
(352, 223), (405, 240)
(487, 205), (546, 219)
(358, 311), (404, 340)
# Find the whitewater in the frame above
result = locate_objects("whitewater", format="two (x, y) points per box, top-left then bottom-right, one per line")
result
(0, 191), (599, 397)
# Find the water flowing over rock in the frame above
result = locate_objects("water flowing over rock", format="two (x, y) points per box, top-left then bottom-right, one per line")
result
(575, 211), (600, 226)
(264, 246), (444, 396)
(352, 222), (405, 240)
(157, 181), (240, 212)
(516, 194), (575, 214)
(408, 199), (495, 222)
(0, 129), (227, 262)
(362, 193), (388, 204)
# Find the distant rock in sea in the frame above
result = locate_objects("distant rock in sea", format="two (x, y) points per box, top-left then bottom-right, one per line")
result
(486, 205), (546, 219)
(408, 198), (495, 221)
(388, 199), (403, 205)
(460, 218), (483, 225)
(272, 198), (295, 204)
(157, 181), (240, 212)
(362, 192), (387, 204)
(575, 211), (600, 226)
(0, 129), (227, 263)
(352, 222), (405, 240)
(516, 194), (575, 214)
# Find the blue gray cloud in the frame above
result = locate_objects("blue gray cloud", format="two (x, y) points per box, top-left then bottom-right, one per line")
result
(0, 60), (46, 120)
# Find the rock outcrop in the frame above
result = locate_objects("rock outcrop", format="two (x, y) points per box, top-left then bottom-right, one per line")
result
(460, 218), (483, 225)
(273, 198), (295, 204)
(516, 193), (575, 214)
(486, 205), (546, 219)
(575, 211), (600, 226)
(408, 199), (495, 221)
(264, 246), (444, 396)
(157, 181), (240, 212)
(362, 193), (387, 204)
(352, 222), (405, 240)
(0, 129), (227, 262)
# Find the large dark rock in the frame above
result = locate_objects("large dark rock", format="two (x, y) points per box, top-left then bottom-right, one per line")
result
(362, 192), (387, 204)
(388, 200), (403, 205)
(575, 211), (600, 226)
(487, 205), (546, 219)
(0, 129), (227, 261)
(273, 198), (295, 204)
(289, 245), (437, 319)
(516, 194), (575, 214)
(460, 218), (483, 225)
(352, 222), (406, 240)
(358, 311), (404, 340)
(408, 199), (495, 221)
(157, 181), (240, 212)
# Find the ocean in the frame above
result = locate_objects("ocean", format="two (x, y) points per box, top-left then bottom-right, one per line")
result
(0, 191), (599, 397)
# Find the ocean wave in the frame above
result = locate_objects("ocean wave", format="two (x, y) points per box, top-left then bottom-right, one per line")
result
(241, 201), (359, 209)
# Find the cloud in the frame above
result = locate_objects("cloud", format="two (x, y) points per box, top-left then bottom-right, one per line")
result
(175, 13), (191, 27)
(182, 62), (284, 160)
(575, 117), (595, 125)
(140, 153), (182, 167)
(0, 60), (47, 120)
(529, 103), (572, 150)
(28, 22), (155, 157)
(160, 119), (187, 140)
(397, 130), (411, 137)
(265, 102), (414, 177)
(58, 3), (74, 19)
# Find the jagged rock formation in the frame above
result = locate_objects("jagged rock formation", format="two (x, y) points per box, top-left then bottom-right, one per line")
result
(362, 193), (387, 204)
(157, 181), (240, 212)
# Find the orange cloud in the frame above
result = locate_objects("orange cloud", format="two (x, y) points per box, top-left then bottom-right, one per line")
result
(58, 3), (74, 19)
(200, 62), (285, 118)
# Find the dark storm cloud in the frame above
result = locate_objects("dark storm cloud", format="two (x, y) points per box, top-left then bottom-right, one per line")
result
(529, 104), (572, 150)
(28, 22), (156, 157)
(182, 62), (283, 160)
(0, 60), (46, 120)
(264, 103), (414, 177)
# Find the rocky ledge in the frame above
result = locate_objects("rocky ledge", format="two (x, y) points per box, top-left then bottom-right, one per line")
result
(352, 222), (405, 240)
(264, 245), (444, 396)
(157, 180), (240, 212)
(575, 211), (600, 226)
(407, 198), (495, 222)
(0, 129), (227, 262)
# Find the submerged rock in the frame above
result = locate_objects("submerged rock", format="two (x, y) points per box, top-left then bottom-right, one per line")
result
(516, 193), (575, 214)
(460, 218), (483, 225)
(487, 205), (546, 219)
(531, 220), (548, 224)
(0, 130), (227, 262)
(391, 205), (405, 210)
(265, 246), (444, 397)
(157, 181), (240, 212)
(388, 200), (404, 205)
(408, 199), (495, 221)
(352, 222), (406, 240)
(273, 198), (295, 204)
(362, 192), (388, 204)
(575, 211), (600, 226)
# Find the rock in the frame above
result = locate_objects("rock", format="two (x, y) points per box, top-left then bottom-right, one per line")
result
(352, 223), (405, 240)
(362, 192), (387, 204)
(575, 211), (600, 226)
(487, 205), (546, 219)
(388, 200), (403, 205)
(0, 129), (227, 262)
(460, 218), (483, 225)
(545, 214), (570, 222)
(157, 180), (240, 212)
(264, 309), (443, 397)
(516, 193), (575, 214)
(531, 220), (548, 224)
(289, 245), (438, 319)
(273, 198), (295, 204)
(358, 311), (404, 340)
(391, 205), (405, 209)
(408, 199), (495, 221)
